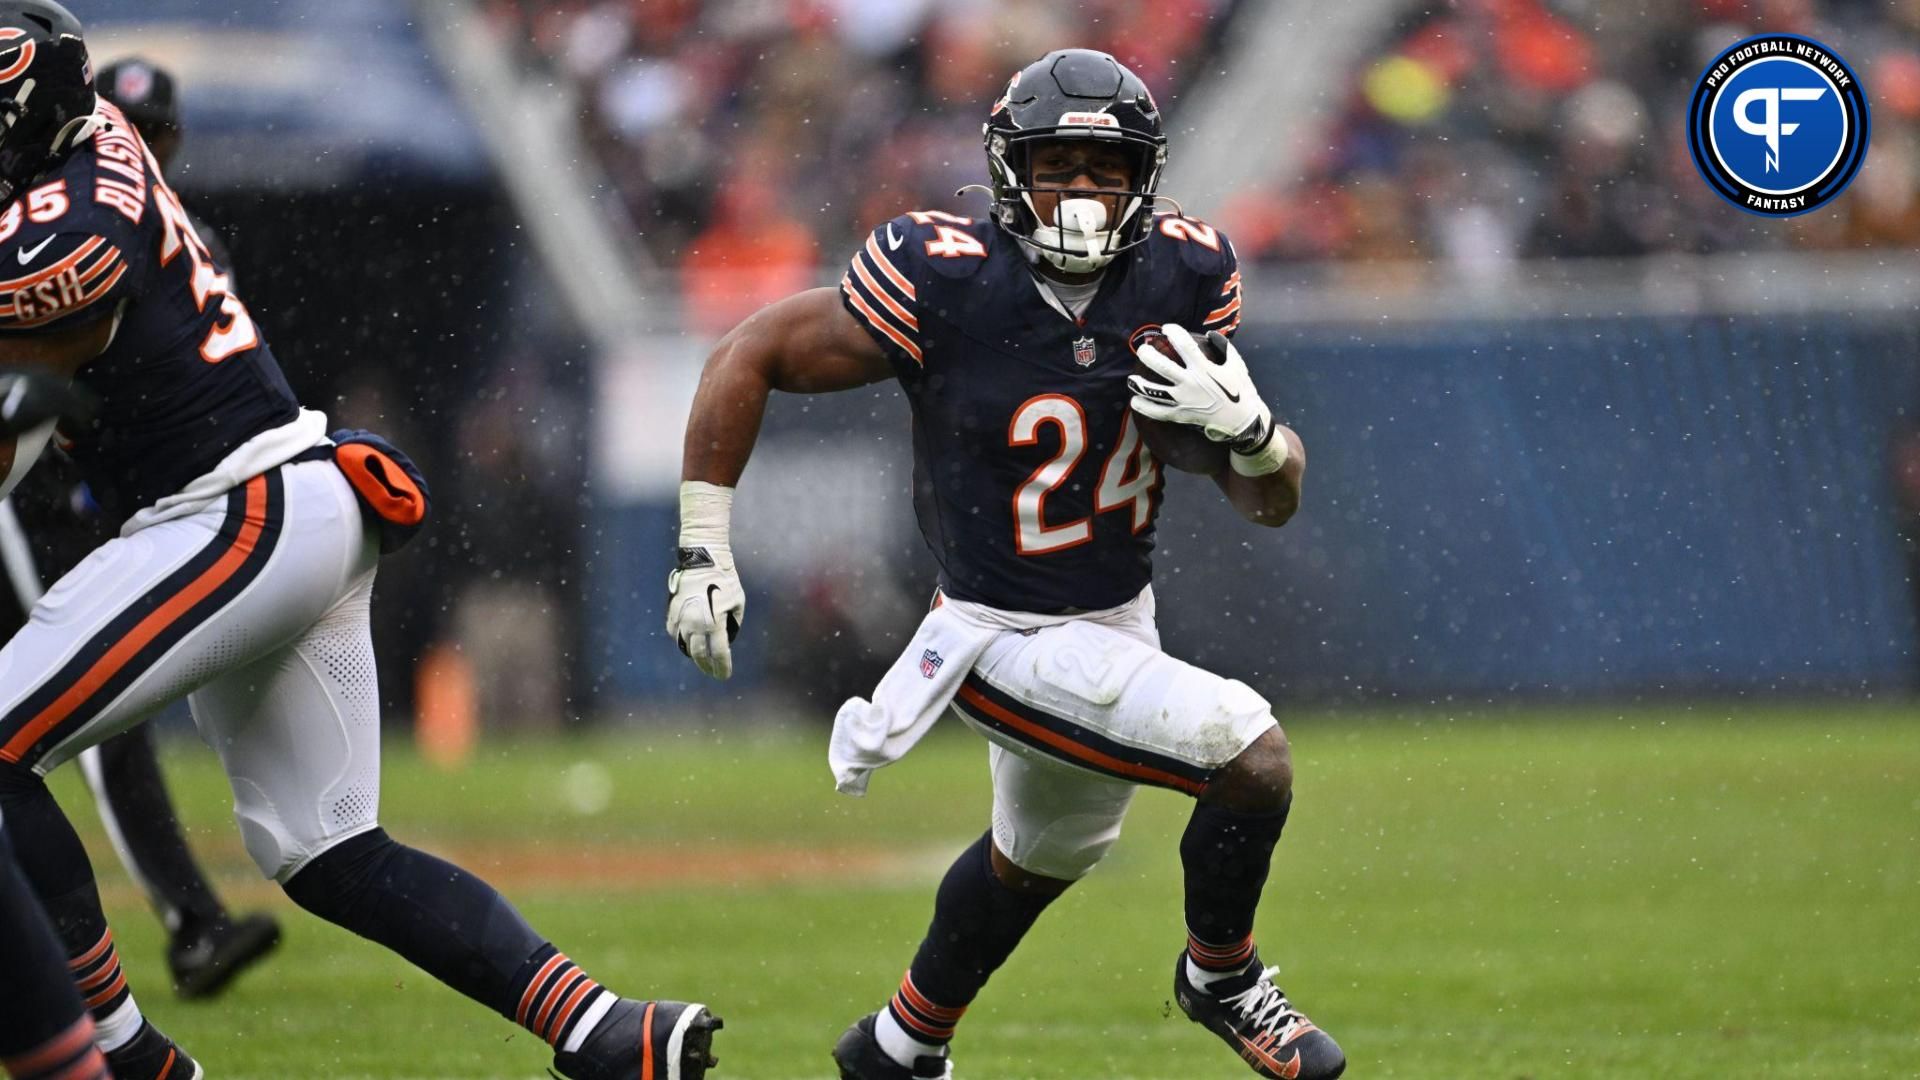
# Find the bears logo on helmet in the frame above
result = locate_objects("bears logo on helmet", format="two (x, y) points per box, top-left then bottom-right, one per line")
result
(0, 27), (35, 83)
(0, 1), (96, 205)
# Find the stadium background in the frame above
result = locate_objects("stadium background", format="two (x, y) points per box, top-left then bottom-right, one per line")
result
(36, 1), (1920, 1077)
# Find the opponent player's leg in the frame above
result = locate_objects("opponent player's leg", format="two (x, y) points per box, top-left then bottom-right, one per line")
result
(0, 821), (111, 1080)
(189, 550), (720, 1079)
(833, 747), (1134, 1079)
(78, 727), (281, 999)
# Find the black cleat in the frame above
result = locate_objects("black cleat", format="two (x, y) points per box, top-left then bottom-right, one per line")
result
(1173, 953), (1345, 1079)
(169, 912), (282, 1000)
(831, 1013), (952, 1080)
(105, 1020), (204, 1080)
(552, 998), (722, 1080)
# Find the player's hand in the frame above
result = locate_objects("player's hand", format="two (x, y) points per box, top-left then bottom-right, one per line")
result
(1127, 325), (1271, 449)
(666, 544), (745, 680)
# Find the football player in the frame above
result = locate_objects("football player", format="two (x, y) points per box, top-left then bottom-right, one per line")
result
(0, 4), (719, 1078)
(668, 47), (1344, 1080)
(0, 53), (282, 1004)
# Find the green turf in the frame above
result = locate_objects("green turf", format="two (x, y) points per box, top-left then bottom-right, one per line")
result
(46, 703), (1920, 1079)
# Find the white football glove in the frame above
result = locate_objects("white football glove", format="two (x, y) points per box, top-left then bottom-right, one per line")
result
(1127, 324), (1288, 476)
(666, 481), (746, 679)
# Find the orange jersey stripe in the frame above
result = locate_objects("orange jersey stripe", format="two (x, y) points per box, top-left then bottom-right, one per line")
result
(1204, 295), (1242, 324)
(955, 683), (1205, 795)
(851, 254), (918, 330)
(841, 280), (923, 363)
(5, 260), (127, 329)
(0, 237), (105, 292)
(0, 476), (268, 763)
(864, 235), (917, 300)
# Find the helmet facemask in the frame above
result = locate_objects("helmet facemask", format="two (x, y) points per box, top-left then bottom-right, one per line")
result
(988, 128), (1166, 274)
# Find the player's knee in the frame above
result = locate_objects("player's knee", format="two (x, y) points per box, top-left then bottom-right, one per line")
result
(281, 827), (396, 915)
(1205, 724), (1292, 814)
(988, 840), (1079, 897)
(991, 805), (1124, 883)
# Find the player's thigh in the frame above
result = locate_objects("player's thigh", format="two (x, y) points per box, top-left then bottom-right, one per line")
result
(960, 618), (1276, 795)
(987, 741), (1136, 880)
(190, 567), (382, 883)
(0, 463), (368, 776)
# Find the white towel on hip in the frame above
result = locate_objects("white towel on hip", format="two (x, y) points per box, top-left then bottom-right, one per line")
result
(828, 587), (1154, 795)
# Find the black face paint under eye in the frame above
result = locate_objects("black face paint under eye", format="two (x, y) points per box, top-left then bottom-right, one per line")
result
(1031, 163), (1129, 188)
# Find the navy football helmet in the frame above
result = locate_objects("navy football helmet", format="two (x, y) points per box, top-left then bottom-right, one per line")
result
(0, 0), (94, 206)
(981, 49), (1168, 273)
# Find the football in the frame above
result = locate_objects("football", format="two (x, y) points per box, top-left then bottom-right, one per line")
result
(1128, 328), (1230, 474)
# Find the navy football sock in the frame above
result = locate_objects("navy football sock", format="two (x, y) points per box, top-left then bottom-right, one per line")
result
(0, 826), (109, 1078)
(283, 828), (608, 1048)
(886, 832), (1059, 1048)
(1181, 796), (1290, 972)
(0, 764), (133, 1025)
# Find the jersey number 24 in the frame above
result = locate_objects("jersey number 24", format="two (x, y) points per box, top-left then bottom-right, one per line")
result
(1009, 394), (1158, 555)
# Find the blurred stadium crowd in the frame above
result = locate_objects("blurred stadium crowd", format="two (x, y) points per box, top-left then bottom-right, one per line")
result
(487, 0), (1918, 311)
(484, 0), (1242, 330)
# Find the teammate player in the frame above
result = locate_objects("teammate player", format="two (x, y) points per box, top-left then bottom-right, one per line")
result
(0, 53), (281, 1004)
(668, 49), (1345, 1079)
(0, 4), (719, 1077)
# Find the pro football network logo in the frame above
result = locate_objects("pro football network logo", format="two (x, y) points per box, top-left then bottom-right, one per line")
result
(1686, 34), (1869, 217)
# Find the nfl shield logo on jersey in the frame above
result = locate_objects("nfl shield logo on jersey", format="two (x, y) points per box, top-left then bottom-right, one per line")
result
(1072, 335), (1097, 368)
(920, 649), (944, 678)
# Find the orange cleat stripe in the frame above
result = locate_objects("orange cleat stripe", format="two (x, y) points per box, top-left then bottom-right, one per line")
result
(639, 1001), (657, 1080)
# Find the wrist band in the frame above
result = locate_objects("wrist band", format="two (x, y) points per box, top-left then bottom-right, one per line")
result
(678, 480), (734, 549)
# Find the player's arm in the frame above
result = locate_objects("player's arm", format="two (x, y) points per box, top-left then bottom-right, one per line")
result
(0, 316), (112, 497)
(682, 286), (893, 486)
(1127, 324), (1301, 528)
(670, 287), (894, 679)
(1212, 424), (1304, 527)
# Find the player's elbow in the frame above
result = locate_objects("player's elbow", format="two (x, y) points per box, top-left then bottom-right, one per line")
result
(1244, 498), (1297, 528)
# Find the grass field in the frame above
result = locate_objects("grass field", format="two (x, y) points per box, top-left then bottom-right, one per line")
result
(47, 703), (1920, 1079)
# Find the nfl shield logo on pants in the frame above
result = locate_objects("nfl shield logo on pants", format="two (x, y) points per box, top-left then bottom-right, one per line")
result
(920, 649), (944, 678)
(1072, 336), (1097, 368)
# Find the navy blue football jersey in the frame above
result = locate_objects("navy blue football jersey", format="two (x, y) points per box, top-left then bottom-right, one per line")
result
(840, 209), (1243, 613)
(0, 101), (298, 518)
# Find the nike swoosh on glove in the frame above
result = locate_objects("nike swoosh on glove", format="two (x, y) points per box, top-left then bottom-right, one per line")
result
(666, 544), (745, 680)
(1125, 324), (1272, 451)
